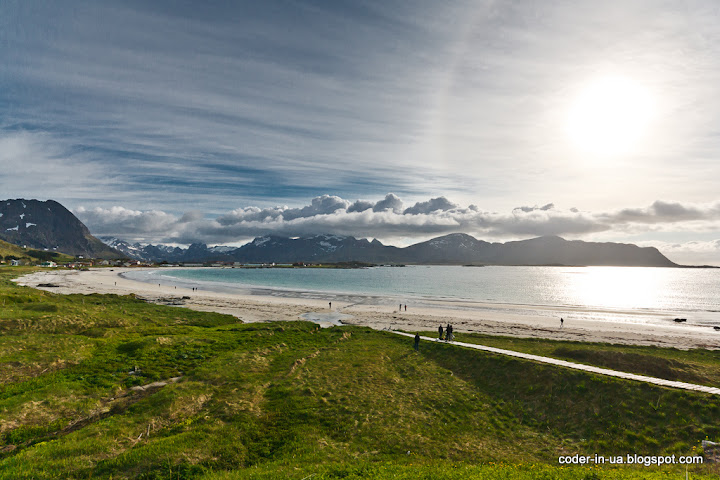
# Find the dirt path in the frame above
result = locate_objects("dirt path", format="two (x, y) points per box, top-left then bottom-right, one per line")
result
(394, 331), (720, 396)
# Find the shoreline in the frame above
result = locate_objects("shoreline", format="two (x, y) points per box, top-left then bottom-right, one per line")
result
(13, 267), (720, 350)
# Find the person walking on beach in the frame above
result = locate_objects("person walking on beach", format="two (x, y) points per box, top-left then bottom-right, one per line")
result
(399, 303), (402, 312)
(329, 302), (332, 310)
(438, 325), (444, 340)
(404, 304), (407, 311)
(414, 333), (420, 352)
(560, 317), (564, 328)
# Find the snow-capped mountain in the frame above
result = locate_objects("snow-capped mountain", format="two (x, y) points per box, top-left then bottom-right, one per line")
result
(100, 237), (231, 263)
(0, 199), (122, 258)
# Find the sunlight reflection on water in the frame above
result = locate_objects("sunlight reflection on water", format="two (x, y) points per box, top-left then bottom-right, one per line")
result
(125, 266), (720, 326)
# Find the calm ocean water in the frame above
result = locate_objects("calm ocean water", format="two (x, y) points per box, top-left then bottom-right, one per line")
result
(123, 266), (720, 327)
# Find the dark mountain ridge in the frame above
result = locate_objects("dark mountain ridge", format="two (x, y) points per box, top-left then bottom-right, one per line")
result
(105, 232), (677, 267)
(0, 199), (123, 259)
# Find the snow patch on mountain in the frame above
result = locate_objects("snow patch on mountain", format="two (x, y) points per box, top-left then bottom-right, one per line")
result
(313, 234), (347, 242)
(208, 246), (236, 253)
(253, 236), (272, 247)
(319, 241), (338, 252)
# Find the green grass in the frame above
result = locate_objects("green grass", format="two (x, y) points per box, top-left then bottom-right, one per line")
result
(0, 240), (75, 264)
(202, 461), (708, 480)
(0, 267), (718, 479)
(0, 239), (28, 259)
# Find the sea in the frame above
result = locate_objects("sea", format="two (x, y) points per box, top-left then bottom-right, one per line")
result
(122, 265), (720, 328)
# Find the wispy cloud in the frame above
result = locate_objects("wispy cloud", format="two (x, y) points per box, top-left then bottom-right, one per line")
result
(4, 1), (719, 212)
(0, 131), (114, 201)
(600, 201), (720, 224)
(1, 1), (466, 211)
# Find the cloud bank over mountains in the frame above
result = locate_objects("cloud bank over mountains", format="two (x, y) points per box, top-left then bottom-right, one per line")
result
(75, 194), (720, 264)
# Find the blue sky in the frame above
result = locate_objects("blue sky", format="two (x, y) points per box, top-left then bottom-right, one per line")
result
(2, 1), (720, 264)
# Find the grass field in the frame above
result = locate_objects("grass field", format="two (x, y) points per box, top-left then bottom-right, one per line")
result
(0, 267), (718, 479)
(0, 240), (31, 261)
(0, 239), (75, 264)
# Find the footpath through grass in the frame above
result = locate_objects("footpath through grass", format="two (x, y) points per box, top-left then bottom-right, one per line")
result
(0, 267), (718, 479)
(428, 331), (720, 388)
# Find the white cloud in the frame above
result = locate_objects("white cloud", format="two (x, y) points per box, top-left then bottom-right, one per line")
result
(513, 203), (555, 213)
(404, 196), (458, 215)
(347, 200), (374, 213)
(372, 193), (404, 213)
(636, 239), (720, 266)
(216, 195), (350, 225)
(75, 206), (180, 241)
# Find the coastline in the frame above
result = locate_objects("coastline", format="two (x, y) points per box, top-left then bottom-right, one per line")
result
(13, 267), (720, 349)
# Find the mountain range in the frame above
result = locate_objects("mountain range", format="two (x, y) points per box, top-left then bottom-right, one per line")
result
(103, 233), (678, 267)
(0, 198), (678, 266)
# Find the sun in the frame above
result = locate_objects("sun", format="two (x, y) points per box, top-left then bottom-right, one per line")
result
(566, 75), (654, 157)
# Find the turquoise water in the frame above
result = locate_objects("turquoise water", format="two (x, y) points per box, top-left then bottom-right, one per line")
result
(123, 266), (720, 327)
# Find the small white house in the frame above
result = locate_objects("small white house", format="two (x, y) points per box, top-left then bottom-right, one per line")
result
(40, 261), (58, 268)
(10, 259), (21, 266)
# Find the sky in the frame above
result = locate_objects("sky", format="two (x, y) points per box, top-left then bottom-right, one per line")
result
(2, 0), (720, 264)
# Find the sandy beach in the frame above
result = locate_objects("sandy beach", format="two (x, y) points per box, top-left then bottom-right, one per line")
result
(13, 267), (720, 350)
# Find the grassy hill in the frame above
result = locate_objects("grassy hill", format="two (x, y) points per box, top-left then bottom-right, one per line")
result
(0, 239), (75, 264)
(0, 239), (29, 259)
(0, 267), (718, 479)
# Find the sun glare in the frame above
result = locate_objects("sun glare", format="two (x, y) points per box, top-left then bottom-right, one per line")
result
(566, 76), (654, 157)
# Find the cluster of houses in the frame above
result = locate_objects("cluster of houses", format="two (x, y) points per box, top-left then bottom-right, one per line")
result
(3, 257), (287, 269)
(2, 258), (149, 268)
(63, 259), (150, 268)
(96, 259), (145, 267)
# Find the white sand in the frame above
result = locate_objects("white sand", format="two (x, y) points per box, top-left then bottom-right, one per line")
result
(13, 268), (720, 349)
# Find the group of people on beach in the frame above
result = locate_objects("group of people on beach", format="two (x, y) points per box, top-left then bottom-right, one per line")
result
(438, 323), (454, 341)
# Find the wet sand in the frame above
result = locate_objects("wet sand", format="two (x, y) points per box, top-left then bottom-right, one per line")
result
(13, 268), (720, 349)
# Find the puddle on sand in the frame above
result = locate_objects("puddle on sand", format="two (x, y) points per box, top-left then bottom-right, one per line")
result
(299, 312), (353, 327)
